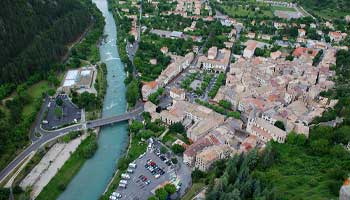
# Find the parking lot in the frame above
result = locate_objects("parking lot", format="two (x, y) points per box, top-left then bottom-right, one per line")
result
(42, 94), (81, 130)
(112, 140), (191, 200)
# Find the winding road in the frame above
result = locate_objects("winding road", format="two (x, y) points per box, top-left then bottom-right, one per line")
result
(0, 104), (144, 185)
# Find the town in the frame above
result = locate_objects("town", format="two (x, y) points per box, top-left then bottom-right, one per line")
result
(0, 0), (349, 200)
(109, 0), (350, 199)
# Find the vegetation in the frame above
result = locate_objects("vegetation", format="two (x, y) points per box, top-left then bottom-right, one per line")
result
(208, 73), (225, 98)
(148, 88), (165, 105)
(300, 0), (350, 20)
(36, 133), (98, 200)
(253, 49), (350, 199)
(147, 183), (176, 200)
(168, 122), (185, 134)
(195, 73), (214, 96)
(0, 0), (102, 88)
(0, 0), (104, 172)
(133, 39), (171, 81)
(206, 149), (275, 200)
(171, 144), (185, 155)
(126, 79), (140, 107)
(72, 91), (101, 111)
(181, 73), (198, 91)
(196, 99), (240, 119)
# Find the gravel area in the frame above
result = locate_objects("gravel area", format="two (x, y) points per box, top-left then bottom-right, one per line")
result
(20, 135), (86, 199)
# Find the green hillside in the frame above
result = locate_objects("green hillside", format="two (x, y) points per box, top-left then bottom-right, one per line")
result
(299, 0), (350, 19)
(0, 0), (93, 85)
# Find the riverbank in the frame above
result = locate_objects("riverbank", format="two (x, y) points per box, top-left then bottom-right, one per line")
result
(36, 133), (98, 200)
(20, 133), (88, 199)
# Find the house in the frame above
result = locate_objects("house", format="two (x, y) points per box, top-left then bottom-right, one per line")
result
(247, 32), (256, 39)
(273, 22), (286, 29)
(247, 114), (287, 144)
(150, 59), (157, 65)
(141, 81), (159, 101)
(195, 145), (232, 171)
(197, 47), (231, 72)
(160, 46), (168, 54)
(329, 31), (343, 42)
(170, 87), (186, 101)
(243, 40), (257, 59)
(260, 34), (272, 41)
(298, 29), (306, 37)
(340, 178), (350, 200)
(239, 135), (257, 153)
(270, 51), (281, 60)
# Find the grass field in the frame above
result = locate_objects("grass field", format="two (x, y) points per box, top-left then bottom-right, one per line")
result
(222, 5), (274, 18)
(272, 6), (296, 12)
(22, 81), (51, 117)
(182, 183), (205, 200)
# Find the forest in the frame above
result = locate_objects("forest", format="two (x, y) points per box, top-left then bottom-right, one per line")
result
(0, 0), (95, 97)
(0, 0), (104, 172)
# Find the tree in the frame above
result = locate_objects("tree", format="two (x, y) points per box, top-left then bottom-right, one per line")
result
(274, 121), (285, 131)
(54, 107), (63, 118)
(126, 79), (140, 107)
(155, 187), (168, 200)
(192, 169), (205, 182)
(227, 111), (240, 119)
(171, 157), (178, 164)
(171, 144), (185, 155)
(164, 184), (176, 195)
(254, 48), (265, 57)
(160, 146), (167, 154)
(169, 122), (185, 134)
(286, 55), (294, 61)
(138, 130), (155, 139)
(56, 98), (63, 106)
(219, 100), (232, 110)
(130, 120), (144, 133)
(128, 35), (135, 43)
(310, 139), (330, 155)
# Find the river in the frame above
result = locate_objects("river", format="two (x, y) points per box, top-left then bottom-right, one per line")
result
(58, 0), (128, 199)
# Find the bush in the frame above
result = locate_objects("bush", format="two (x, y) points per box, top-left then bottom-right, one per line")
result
(169, 122), (185, 134)
(171, 144), (185, 155)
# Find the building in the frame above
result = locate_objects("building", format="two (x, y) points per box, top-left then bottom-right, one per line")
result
(195, 145), (232, 171)
(197, 47), (231, 72)
(340, 178), (350, 200)
(142, 81), (159, 101)
(270, 51), (281, 60)
(158, 100), (225, 141)
(170, 87), (186, 101)
(61, 66), (97, 94)
(183, 136), (216, 166)
(142, 52), (194, 101)
(243, 41), (257, 59)
(329, 31), (343, 42)
(298, 29), (306, 37)
(247, 32), (256, 39)
(247, 116), (287, 144)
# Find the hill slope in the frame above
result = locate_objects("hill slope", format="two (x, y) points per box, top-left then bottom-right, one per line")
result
(299, 0), (350, 19)
(0, 0), (93, 85)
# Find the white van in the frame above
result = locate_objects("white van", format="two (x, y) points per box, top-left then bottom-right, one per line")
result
(121, 173), (130, 179)
(129, 163), (137, 168)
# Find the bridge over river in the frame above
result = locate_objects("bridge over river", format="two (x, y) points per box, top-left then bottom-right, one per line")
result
(0, 104), (144, 184)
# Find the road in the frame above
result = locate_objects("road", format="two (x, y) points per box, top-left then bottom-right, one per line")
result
(0, 104), (144, 184)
